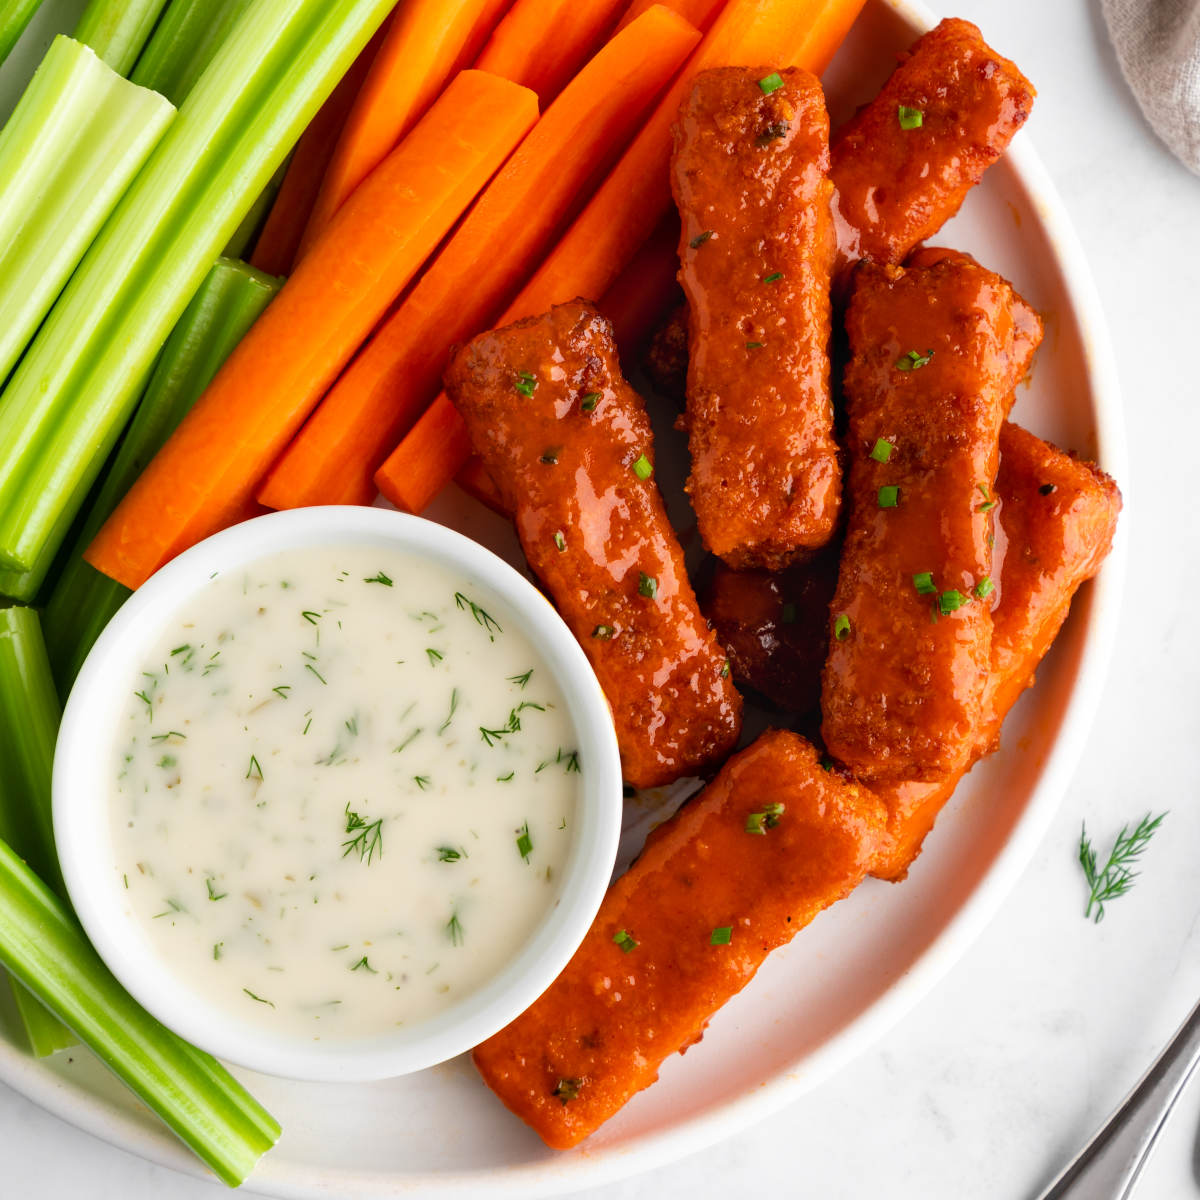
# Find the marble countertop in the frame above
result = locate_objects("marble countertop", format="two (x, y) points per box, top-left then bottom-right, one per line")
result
(3, 0), (1199, 1196)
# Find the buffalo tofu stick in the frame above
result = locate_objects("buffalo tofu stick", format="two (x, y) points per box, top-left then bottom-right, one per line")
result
(822, 254), (1033, 783)
(444, 301), (741, 789)
(671, 66), (841, 568)
(472, 729), (886, 1149)
(870, 422), (1122, 880)
(831, 17), (1036, 270)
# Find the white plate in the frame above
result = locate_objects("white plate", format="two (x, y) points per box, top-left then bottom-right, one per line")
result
(0, 0), (1127, 1194)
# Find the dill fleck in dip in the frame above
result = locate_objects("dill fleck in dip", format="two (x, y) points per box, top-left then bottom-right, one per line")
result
(109, 546), (582, 1041)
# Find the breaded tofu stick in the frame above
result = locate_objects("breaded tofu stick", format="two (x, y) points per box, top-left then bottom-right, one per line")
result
(671, 66), (841, 568)
(821, 254), (1032, 783)
(472, 729), (885, 1149)
(445, 300), (741, 789)
(870, 422), (1122, 880)
(831, 18), (1035, 269)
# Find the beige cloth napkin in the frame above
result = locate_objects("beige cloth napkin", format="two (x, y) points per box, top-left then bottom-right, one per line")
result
(1102, 0), (1200, 172)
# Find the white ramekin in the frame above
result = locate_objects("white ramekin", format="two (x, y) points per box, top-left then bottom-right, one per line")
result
(54, 507), (623, 1082)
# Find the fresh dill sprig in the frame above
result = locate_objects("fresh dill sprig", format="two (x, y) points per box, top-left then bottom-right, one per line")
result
(480, 707), (522, 746)
(342, 804), (383, 865)
(1079, 812), (1167, 923)
(454, 592), (502, 640)
(438, 688), (459, 735)
(447, 910), (464, 946)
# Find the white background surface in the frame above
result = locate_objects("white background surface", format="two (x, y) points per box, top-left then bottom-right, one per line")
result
(3, 0), (1198, 1197)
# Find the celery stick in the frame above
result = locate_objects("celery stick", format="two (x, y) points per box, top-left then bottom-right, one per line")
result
(0, 0), (396, 585)
(0, 0), (44, 67)
(43, 258), (280, 695)
(131, 0), (254, 106)
(0, 838), (280, 1184)
(73, 0), (171, 77)
(0, 36), (175, 390)
(0, 606), (72, 1054)
(9, 980), (75, 1056)
(0, 608), (65, 896)
(223, 160), (287, 261)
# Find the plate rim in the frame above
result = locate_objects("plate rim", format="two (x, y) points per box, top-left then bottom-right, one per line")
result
(0, 0), (1129, 1193)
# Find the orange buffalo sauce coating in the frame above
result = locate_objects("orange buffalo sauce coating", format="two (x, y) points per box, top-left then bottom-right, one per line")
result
(822, 254), (1037, 783)
(871, 422), (1122, 880)
(444, 301), (741, 788)
(830, 18), (1035, 270)
(472, 729), (886, 1148)
(671, 66), (840, 567)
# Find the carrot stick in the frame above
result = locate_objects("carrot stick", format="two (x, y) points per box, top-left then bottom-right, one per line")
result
(86, 72), (538, 590)
(598, 212), (681, 358)
(296, 0), (512, 257)
(475, 0), (627, 105)
(616, 0), (725, 35)
(258, 5), (699, 512)
(248, 20), (387, 276)
(376, 0), (867, 514)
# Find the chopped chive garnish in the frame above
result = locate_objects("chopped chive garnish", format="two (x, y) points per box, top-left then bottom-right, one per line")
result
(746, 341), (764, 350)
(363, 571), (393, 586)
(272, 685), (290, 699)
(631, 453), (653, 481)
(897, 104), (924, 129)
(974, 577), (994, 599)
(242, 988), (274, 1007)
(878, 485), (900, 508)
(833, 613), (851, 641)
(497, 771), (514, 782)
(301, 610), (321, 624)
(304, 662), (326, 684)
(205, 879), (227, 901)
(758, 71), (784, 94)
(869, 438), (894, 463)
(246, 755), (263, 781)
(710, 926), (733, 946)
(446, 911), (464, 946)
(613, 929), (638, 953)
(746, 801), (786, 834)
(755, 120), (789, 146)
(721, 658), (731, 679)
(580, 391), (600, 412)
(350, 955), (377, 973)
(592, 624), (614, 639)
(436, 846), (463, 862)
(413, 775), (431, 791)
(780, 602), (797, 624)
(939, 590), (968, 614)
(820, 755), (835, 772)
(763, 271), (784, 283)
(895, 349), (933, 371)
(553, 530), (566, 552)
(553, 1078), (581, 1105)
(1040, 482), (1057, 495)
(539, 447), (560, 465)
(514, 370), (537, 397)
(638, 572), (658, 599)
(976, 481), (997, 511)
(913, 572), (937, 595)
(516, 822), (533, 862)
(689, 230), (714, 248)
(508, 669), (533, 688)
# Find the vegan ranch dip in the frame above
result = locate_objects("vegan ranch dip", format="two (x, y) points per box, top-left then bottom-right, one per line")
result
(109, 545), (582, 1040)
